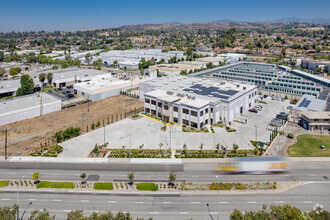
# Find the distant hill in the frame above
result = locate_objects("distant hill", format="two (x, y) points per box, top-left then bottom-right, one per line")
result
(269, 17), (330, 25)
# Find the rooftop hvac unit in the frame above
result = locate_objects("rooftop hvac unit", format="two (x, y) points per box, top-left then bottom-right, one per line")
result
(181, 94), (185, 98)
(243, 87), (246, 90)
(164, 82), (168, 85)
(177, 93), (181, 97)
(192, 96), (196, 100)
(173, 88), (177, 90)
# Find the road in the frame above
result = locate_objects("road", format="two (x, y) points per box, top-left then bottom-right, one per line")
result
(0, 182), (329, 219)
(0, 161), (329, 183)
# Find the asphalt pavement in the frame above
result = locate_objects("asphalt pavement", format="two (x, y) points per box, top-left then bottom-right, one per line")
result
(0, 182), (329, 220)
(0, 161), (329, 183)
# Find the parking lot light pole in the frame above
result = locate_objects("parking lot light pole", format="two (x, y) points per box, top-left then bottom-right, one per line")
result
(20, 202), (32, 220)
(206, 203), (214, 220)
(216, 176), (220, 220)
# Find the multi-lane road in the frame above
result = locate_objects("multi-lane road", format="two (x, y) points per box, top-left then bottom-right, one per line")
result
(0, 160), (329, 219)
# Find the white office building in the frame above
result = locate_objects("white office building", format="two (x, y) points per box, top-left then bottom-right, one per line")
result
(139, 76), (257, 129)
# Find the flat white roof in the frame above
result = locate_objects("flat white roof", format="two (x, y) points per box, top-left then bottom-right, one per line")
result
(0, 79), (20, 94)
(53, 69), (111, 84)
(0, 93), (61, 115)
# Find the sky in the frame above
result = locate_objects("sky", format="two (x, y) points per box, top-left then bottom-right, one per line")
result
(0, 0), (329, 32)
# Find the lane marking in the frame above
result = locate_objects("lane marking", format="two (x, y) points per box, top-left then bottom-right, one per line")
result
(63, 210), (71, 212)
(275, 201), (284, 204)
(8, 173), (16, 175)
(1, 199), (10, 201)
(220, 202), (228, 204)
(28, 199), (36, 201)
(135, 201), (144, 204)
(308, 174), (317, 177)
(80, 200), (89, 203)
(149, 212), (159, 214)
(210, 212), (218, 215)
(163, 202), (172, 204)
(179, 212), (189, 215)
(53, 199), (62, 202)
(191, 202), (200, 204)
(247, 201), (257, 204)
(191, 176), (199, 178)
(303, 201), (313, 203)
(108, 201), (117, 203)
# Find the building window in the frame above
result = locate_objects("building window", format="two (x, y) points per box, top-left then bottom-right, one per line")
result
(158, 112), (162, 118)
(191, 122), (198, 128)
(174, 106), (178, 112)
(164, 105), (169, 110)
(183, 108), (189, 114)
(205, 108), (208, 114)
(145, 98), (150, 103)
(324, 119), (329, 121)
(151, 100), (156, 105)
(191, 111), (197, 117)
(314, 119), (319, 122)
(183, 119), (189, 126)
(200, 111), (203, 116)
(205, 119), (208, 124)
(158, 102), (162, 107)
(174, 117), (178, 123)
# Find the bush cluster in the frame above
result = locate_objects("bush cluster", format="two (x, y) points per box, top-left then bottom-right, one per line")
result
(53, 127), (81, 143)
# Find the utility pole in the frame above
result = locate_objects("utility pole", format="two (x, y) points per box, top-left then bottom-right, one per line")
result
(5, 129), (7, 160)
(129, 133), (131, 161)
(39, 95), (43, 116)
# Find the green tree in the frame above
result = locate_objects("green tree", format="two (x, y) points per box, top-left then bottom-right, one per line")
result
(233, 143), (239, 152)
(0, 205), (18, 219)
(230, 209), (244, 220)
(47, 73), (53, 84)
(0, 67), (6, 77)
(80, 173), (86, 181)
(28, 209), (55, 220)
(169, 171), (176, 185)
(85, 53), (92, 65)
(9, 67), (21, 76)
(128, 172), (134, 184)
(39, 73), (46, 83)
(16, 74), (34, 96)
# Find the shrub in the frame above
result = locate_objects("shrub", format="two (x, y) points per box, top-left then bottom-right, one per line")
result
(287, 133), (294, 139)
(234, 183), (246, 190)
(280, 131), (285, 135)
(136, 183), (158, 191)
(210, 182), (233, 190)
(33, 172), (40, 181)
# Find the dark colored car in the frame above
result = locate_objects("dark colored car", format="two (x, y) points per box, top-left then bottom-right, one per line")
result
(66, 93), (74, 98)
(249, 109), (258, 113)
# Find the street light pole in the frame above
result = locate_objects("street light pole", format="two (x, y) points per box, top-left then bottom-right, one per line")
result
(216, 176), (220, 220)
(20, 202), (32, 220)
(206, 203), (214, 220)
(17, 175), (25, 220)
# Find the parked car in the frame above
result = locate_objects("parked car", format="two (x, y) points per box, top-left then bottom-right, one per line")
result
(66, 93), (74, 98)
(249, 109), (258, 113)
(47, 90), (52, 93)
(290, 101), (296, 105)
(263, 95), (268, 98)
(276, 114), (287, 120)
(276, 97), (281, 101)
(255, 106), (262, 111)
(287, 106), (293, 110)
(272, 96), (276, 100)
(257, 105), (263, 109)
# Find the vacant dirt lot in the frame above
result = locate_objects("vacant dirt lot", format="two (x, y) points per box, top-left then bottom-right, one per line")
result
(0, 95), (143, 156)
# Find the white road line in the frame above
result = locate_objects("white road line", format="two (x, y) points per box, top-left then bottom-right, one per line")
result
(219, 202), (228, 204)
(303, 201), (313, 203)
(108, 201), (117, 203)
(179, 212), (189, 215)
(191, 176), (199, 177)
(210, 212), (218, 215)
(63, 210), (71, 212)
(1, 199), (10, 201)
(163, 202), (172, 204)
(8, 173), (16, 175)
(53, 199), (62, 202)
(135, 201), (144, 204)
(191, 202), (200, 204)
(28, 199), (36, 201)
(308, 174), (317, 176)
(247, 201), (257, 204)
(149, 212), (159, 214)
(143, 176), (151, 178)
(80, 200), (89, 203)
(275, 201), (285, 204)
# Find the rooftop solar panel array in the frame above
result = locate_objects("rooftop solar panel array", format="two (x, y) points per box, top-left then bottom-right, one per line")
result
(298, 98), (311, 108)
(183, 84), (239, 100)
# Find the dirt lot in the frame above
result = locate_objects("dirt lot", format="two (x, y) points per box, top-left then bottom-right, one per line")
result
(0, 95), (143, 156)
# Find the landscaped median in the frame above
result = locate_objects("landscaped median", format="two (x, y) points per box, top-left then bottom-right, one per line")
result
(0, 179), (297, 193)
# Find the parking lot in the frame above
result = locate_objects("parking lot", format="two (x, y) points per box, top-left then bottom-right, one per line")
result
(59, 96), (293, 158)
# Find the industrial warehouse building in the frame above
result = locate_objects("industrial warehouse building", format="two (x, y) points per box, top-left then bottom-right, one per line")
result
(0, 79), (20, 98)
(139, 76), (257, 129)
(52, 69), (112, 88)
(0, 93), (61, 126)
(148, 64), (195, 78)
(192, 62), (324, 97)
(74, 75), (151, 101)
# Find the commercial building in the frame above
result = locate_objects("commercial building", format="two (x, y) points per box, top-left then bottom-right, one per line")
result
(300, 111), (330, 131)
(0, 93), (61, 126)
(0, 79), (20, 98)
(293, 94), (326, 112)
(139, 75), (258, 129)
(117, 60), (139, 70)
(196, 57), (225, 66)
(301, 59), (330, 73)
(217, 53), (246, 63)
(291, 69), (330, 87)
(52, 69), (112, 88)
(148, 64), (195, 78)
(74, 75), (151, 101)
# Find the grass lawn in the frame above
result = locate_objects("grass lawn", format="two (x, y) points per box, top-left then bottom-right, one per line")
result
(0, 181), (9, 187)
(94, 182), (113, 190)
(287, 134), (330, 157)
(136, 183), (158, 191)
(37, 181), (74, 189)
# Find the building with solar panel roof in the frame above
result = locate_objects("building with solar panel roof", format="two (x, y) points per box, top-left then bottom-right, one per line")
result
(139, 75), (257, 130)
